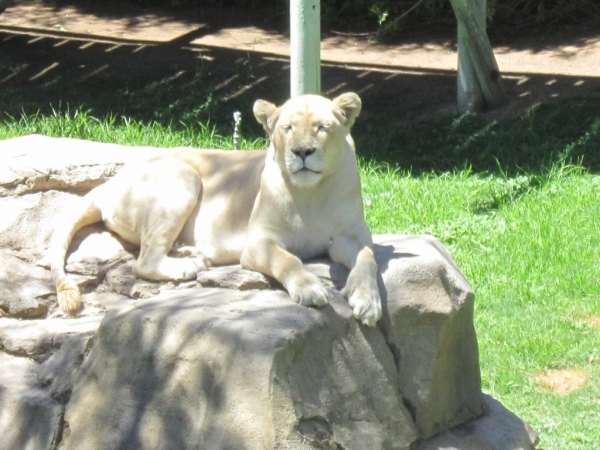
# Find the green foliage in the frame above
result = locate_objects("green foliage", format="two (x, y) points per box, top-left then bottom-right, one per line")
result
(119, 61), (222, 123)
(487, 0), (600, 28)
(467, 174), (533, 213)
(0, 108), (267, 149)
(121, 0), (600, 34)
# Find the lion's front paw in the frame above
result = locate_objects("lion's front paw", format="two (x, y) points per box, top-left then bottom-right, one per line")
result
(343, 285), (382, 327)
(286, 273), (331, 307)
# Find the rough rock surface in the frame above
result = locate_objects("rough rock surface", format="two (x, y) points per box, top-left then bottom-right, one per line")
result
(61, 289), (417, 450)
(417, 395), (540, 450)
(375, 235), (484, 439)
(0, 352), (64, 450)
(0, 135), (538, 450)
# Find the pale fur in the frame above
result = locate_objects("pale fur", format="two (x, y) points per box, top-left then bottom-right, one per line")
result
(50, 93), (382, 326)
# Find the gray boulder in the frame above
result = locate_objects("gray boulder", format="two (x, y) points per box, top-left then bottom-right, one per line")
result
(0, 134), (162, 197)
(418, 395), (540, 450)
(61, 289), (417, 450)
(0, 135), (538, 450)
(0, 249), (56, 318)
(0, 191), (70, 253)
(375, 234), (484, 439)
(0, 352), (64, 450)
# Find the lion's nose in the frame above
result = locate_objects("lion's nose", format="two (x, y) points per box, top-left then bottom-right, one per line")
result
(292, 147), (316, 161)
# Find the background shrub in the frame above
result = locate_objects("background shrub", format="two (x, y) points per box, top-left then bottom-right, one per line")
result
(126, 0), (600, 35)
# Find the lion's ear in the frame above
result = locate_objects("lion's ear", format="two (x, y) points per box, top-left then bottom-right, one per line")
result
(253, 100), (280, 135)
(332, 92), (362, 128)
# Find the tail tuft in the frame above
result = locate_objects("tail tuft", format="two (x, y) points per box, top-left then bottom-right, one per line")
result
(57, 280), (82, 315)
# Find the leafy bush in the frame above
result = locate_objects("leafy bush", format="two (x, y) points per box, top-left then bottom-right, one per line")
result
(126, 0), (600, 34)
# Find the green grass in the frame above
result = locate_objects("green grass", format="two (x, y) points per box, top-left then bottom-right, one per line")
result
(361, 163), (600, 449)
(0, 108), (267, 150)
(1, 98), (599, 449)
(355, 96), (600, 175)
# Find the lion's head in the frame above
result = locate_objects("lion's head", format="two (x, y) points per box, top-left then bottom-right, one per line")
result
(253, 93), (362, 187)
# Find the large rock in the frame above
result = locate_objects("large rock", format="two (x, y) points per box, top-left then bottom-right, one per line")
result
(0, 352), (64, 450)
(0, 249), (56, 318)
(0, 135), (538, 450)
(375, 235), (484, 438)
(0, 191), (71, 252)
(0, 313), (102, 362)
(0, 134), (163, 197)
(38, 334), (94, 401)
(418, 395), (540, 450)
(61, 289), (417, 450)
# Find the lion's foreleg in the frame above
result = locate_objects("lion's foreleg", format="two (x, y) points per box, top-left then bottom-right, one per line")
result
(329, 234), (382, 327)
(241, 239), (331, 307)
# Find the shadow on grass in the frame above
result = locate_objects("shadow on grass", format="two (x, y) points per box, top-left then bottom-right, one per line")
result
(355, 96), (600, 175)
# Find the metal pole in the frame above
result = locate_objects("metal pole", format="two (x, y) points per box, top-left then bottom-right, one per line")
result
(290, 0), (321, 97)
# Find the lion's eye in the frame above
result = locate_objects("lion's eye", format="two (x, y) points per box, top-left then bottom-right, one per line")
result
(282, 124), (293, 132)
(317, 125), (330, 133)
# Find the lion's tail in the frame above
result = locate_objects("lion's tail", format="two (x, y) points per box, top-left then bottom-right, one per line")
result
(49, 194), (102, 315)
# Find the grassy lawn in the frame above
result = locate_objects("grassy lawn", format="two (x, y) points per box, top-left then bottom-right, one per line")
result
(1, 97), (599, 449)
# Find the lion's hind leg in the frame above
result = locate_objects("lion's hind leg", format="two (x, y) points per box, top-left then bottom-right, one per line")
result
(134, 233), (209, 282)
(131, 161), (207, 282)
(171, 243), (209, 260)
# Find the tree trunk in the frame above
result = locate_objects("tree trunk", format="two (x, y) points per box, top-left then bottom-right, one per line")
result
(451, 0), (506, 112)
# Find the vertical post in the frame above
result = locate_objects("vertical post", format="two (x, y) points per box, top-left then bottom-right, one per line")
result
(290, 0), (321, 97)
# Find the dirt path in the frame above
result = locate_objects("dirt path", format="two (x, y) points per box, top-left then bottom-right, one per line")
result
(1, 0), (599, 123)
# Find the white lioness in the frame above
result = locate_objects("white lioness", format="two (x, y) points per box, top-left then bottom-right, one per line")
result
(50, 93), (382, 326)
